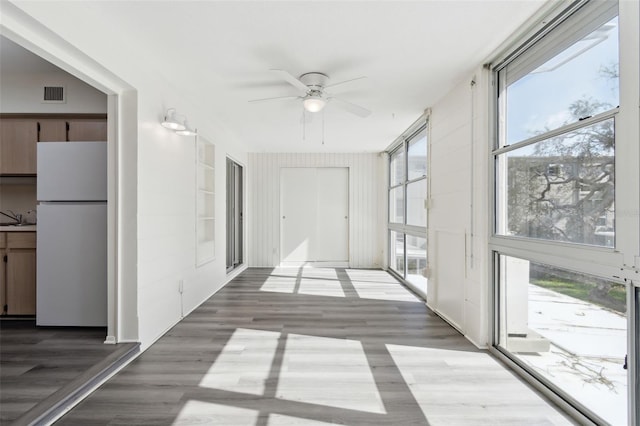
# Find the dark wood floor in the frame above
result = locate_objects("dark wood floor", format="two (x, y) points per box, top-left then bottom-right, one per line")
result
(0, 320), (129, 424)
(55, 268), (574, 425)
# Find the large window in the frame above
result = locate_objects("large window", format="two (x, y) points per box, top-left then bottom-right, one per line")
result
(491, 2), (636, 424)
(495, 2), (619, 248)
(388, 120), (427, 297)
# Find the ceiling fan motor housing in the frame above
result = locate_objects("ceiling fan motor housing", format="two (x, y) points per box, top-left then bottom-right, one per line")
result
(299, 72), (329, 90)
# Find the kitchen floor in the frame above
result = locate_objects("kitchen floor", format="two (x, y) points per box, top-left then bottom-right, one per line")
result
(0, 320), (135, 424)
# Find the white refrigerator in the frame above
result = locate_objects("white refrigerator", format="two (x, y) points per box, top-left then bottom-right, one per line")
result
(37, 141), (107, 327)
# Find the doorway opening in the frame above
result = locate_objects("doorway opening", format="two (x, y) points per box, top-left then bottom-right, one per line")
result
(226, 158), (243, 272)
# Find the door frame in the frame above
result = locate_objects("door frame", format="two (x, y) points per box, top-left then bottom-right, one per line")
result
(226, 156), (244, 273)
(1, 4), (139, 343)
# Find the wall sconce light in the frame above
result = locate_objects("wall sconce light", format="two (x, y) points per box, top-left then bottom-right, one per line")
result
(161, 108), (186, 131)
(176, 128), (197, 136)
(161, 108), (198, 136)
(176, 121), (197, 136)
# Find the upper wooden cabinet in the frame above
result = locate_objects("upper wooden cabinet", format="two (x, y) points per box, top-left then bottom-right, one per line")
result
(0, 118), (38, 175)
(38, 119), (67, 142)
(0, 114), (107, 175)
(67, 119), (107, 141)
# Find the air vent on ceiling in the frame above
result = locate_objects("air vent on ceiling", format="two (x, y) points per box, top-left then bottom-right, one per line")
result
(43, 86), (65, 103)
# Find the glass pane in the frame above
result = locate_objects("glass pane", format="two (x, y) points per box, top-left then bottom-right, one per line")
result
(389, 187), (404, 224)
(389, 231), (404, 276)
(406, 235), (426, 293)
(407, 130), (427, 181)
(390, 147), (405, 186)
(498, 255), (627, 425)
(504, 17), (619, 146)
(497, 119), (614, 247)
(406, 179), (426, 227)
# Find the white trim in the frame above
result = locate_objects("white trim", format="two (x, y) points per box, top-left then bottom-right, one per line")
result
(384, 112), (429, 153)
(617, 1), (640, 423)
(485, 0), (588, 70)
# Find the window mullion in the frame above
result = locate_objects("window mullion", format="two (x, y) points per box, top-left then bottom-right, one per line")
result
(494, 108), (619, 156)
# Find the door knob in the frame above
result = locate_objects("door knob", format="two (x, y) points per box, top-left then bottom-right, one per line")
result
(282, 216), (286, 219)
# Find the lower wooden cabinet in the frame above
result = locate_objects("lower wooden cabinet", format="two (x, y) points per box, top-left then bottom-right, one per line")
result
(1, 232), (36, 316)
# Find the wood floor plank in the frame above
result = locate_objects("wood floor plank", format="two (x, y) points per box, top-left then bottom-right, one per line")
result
(55, 268), (576, 425)
(0, 321), (136, 424)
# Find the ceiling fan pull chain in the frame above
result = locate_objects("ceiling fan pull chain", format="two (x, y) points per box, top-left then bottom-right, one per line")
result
(321, 110), (324, 145)
(302, 108), (306, 141)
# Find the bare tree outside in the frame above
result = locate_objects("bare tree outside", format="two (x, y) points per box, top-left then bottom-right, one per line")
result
(506, 64), (620, 309)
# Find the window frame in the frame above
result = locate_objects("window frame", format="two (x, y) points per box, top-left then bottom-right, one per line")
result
(488, 1), (640, 424)
(387, 116), (428, 296)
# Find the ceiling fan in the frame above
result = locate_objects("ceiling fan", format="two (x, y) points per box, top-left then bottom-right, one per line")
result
(249, 69), (371, 118)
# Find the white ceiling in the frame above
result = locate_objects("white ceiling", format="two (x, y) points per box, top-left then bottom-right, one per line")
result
(5, 1), (546, 152)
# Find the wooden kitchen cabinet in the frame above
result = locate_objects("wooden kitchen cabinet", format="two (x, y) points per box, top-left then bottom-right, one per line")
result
(38, 119), (67, 142)
(0, 114), (107, 175)
(67, 119), (107, 141)
(0, 233), (6, 315)
(0, 118), (38, 174)
(1, 232), (36, 316)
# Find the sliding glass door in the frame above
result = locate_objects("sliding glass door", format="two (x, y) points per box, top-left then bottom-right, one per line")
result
(226, 158), (243, 272)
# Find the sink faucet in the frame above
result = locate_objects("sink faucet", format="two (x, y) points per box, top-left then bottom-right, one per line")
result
(1, 210), (22, 224)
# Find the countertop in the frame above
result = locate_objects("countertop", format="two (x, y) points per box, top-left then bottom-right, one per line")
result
(0, 225), (37, 232)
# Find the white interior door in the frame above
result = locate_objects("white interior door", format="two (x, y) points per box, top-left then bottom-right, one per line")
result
(316, 168), (349, 261)
(280, 167), (349, 263)
(281, 168), (317, 262)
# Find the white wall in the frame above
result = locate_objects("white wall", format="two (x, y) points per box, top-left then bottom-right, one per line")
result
(132, 93), (249, 349)
(0, 70), (107, 113)
(427, 67), (489, 348)
(248, 153), (385, 268)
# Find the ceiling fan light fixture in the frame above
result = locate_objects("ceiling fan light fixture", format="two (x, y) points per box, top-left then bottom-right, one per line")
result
(161, 108), (186, 131)
(303, 95), (326, 113)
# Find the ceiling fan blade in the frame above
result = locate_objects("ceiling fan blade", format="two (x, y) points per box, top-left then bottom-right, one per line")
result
(248, 95), (299, 103)
(328, 97), (372, 118)
(324, 76), (367, 90)
(270, 69), (309, 93)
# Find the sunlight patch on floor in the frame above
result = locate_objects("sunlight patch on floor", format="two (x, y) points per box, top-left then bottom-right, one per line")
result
(277, 333), (386, 414)
(199, 328), (280, 395)
(346, 270), (422, 303)
(259, 275), (297, 293)
(173, 400), (258, 425)
(386, 344), (574, 425)
(268, 413), (340, 425)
